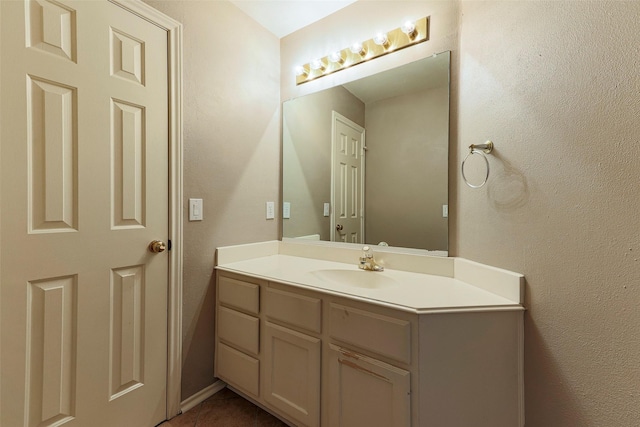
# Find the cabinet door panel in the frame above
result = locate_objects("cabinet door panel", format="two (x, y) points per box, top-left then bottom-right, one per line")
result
(217, 343), (259, 397)
(328, 344), (410, 427)
(263, 322), (320, 427)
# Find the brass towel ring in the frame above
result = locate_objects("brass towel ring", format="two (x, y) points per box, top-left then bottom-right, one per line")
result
(461, 141), (494, 188)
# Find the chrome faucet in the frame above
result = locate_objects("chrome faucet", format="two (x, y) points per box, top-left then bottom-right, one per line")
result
(359, 246), (384, 271)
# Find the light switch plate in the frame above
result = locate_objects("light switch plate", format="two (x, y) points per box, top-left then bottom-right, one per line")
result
(442, 204), (448, 218)
(266, 201), (275, 220)
(189, 198), (203, 221)
(283, 202), (291, 219)
(323, 203), (330, 217)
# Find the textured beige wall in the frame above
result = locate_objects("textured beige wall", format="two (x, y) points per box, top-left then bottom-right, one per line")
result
(365, 86), (449, 250)
(457, 2), (640, 425)
(140, 0), (640, 422)
(142, 0), (280, 400)
(283, 86), (364, 240)
(283, 1), (640, 425)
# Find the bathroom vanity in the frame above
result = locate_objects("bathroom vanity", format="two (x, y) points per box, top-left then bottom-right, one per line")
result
(214, 241), (525, 427)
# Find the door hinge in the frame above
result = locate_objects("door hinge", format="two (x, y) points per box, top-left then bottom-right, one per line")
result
(168, 239), (172, 251)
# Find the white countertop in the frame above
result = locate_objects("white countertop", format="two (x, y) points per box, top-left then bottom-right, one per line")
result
(216, 252), (524, 314)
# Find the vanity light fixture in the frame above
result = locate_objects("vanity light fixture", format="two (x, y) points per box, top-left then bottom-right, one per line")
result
(295, 16), (429, 85)
(349, 42), (366, 56)
(373, 32), (389, 48)
(401, 20), (417, 38)
(328, 50), (344, 64)
(294, 65), (308, 77)
(310, 58), (325, 71)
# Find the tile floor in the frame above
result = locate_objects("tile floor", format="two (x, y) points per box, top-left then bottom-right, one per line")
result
(158, 388), (289, 427)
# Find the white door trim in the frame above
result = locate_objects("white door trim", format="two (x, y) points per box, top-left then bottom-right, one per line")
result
(105, 0), (184, 419)
(0, 0), (3, 411)
(330, 111), (365, 243)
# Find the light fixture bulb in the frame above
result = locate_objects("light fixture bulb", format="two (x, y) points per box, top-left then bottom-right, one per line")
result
(329, 51), (344, 64)
(294, 65), (307, 76)
(349, 42), (365, 56)
(373, 32), (389, 47)
(310, 59), (325, 71)
(401, 21), (416, 37)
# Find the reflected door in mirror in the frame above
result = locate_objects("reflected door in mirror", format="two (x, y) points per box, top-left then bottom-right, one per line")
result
(332, 112), (365, 243)
(282, 52), (450, 253)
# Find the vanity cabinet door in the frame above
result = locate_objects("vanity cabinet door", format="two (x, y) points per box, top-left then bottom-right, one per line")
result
(328, 344), (410, 427)
(263, 322), (321, 427)
(217, 343), (260, 397)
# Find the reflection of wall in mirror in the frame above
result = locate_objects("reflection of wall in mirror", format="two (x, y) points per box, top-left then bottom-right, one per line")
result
(283, 86), (364, 240)
(365, 85), (448, 250)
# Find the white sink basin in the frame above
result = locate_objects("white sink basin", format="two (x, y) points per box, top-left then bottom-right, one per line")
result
(307, 269), (397, 289)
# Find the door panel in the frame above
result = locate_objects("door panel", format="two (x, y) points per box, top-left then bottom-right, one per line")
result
(27, 76), (78, 232)
(111, 99), (146, 229)
(109, 264), (145, 400)
(1, 1), (169, 426)
(26, 275), (78, 427)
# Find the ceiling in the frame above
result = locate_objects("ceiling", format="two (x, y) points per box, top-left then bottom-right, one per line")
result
(229, 0), (357, 38)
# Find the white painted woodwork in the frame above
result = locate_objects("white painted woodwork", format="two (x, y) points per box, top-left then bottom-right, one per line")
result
(218, 306), (260, 355)
(215, 269), (524, 427)
(109, 265), (145, 399)
(27, 76), (77, 232)
(331, 112), (365, 243)
(328, 344), (410, 427)
(217, 343), (260, 397)
(218, 275), (260, 314)
(26, 275), (77, 427)
(110, 28), (145, 85)
(417, 311), (525, 426)
(1, 1), (171, 426)
(111, 99), (145, 228)
(329, 303), (411, 364)
(264, 287), (322, 334)
(26, 0), (77, 62)
(263, 322), (321, 427)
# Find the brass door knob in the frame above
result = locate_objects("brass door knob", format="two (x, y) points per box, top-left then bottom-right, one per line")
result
(336, 224), (343, 231)
(148, 240), (166, 253)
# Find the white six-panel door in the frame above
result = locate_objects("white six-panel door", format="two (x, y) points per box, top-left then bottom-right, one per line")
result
(331, 111), (365, 244)
(0, 1), (170, 425)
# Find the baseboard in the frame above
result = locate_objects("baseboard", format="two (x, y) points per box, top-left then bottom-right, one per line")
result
(180, 380), (227, 414)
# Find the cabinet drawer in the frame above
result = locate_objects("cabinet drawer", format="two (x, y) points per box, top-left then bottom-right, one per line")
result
(218, 306), (259, 355)
(217, 343), (260, 397)
(264, 287), (322, 334)
(329, 303), (411, 364)
(218, 275), (259, 314)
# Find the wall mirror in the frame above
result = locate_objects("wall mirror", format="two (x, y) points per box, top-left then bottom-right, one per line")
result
(282, 51), (450, 253)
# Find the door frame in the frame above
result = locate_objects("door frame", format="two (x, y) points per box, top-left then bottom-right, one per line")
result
(0, 0), (184, 420)
(330, 111), (365, 243)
